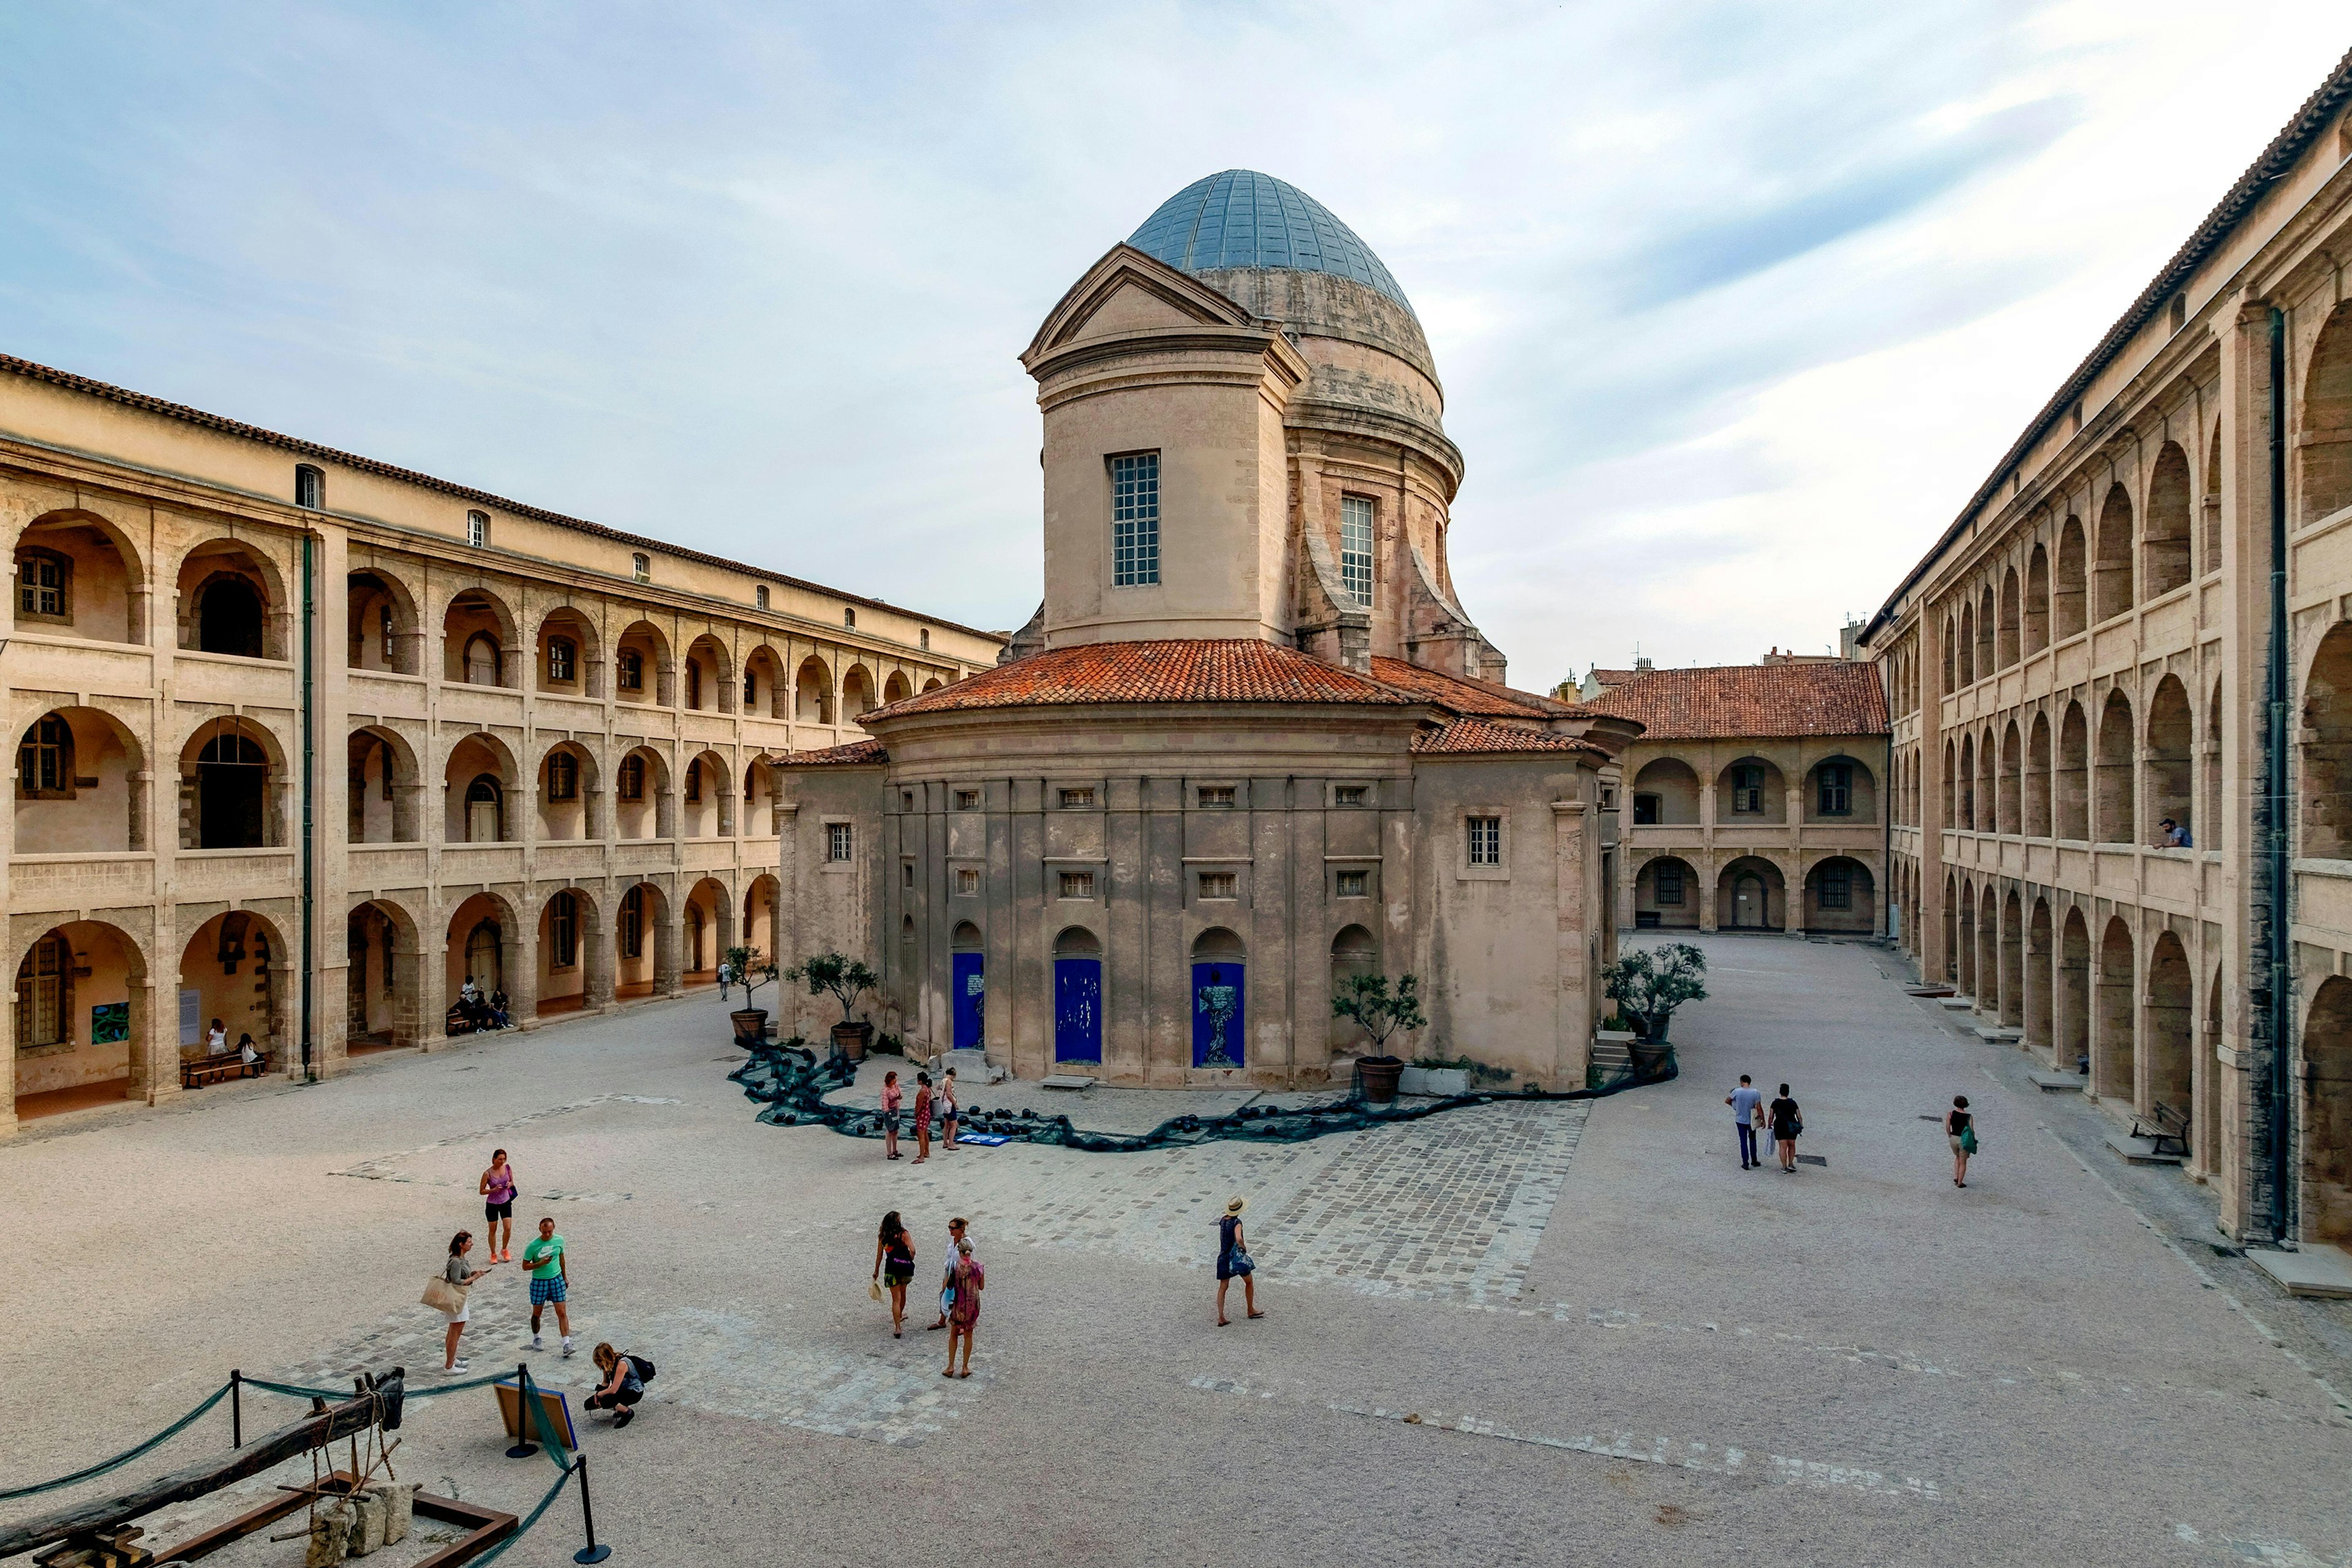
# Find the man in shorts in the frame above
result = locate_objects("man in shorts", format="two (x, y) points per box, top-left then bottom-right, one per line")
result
(520, 1216), (575, 1357)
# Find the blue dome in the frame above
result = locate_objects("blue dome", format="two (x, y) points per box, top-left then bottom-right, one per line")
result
(1128, 170), (1415, 317)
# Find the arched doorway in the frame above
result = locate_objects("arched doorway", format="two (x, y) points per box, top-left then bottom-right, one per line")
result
(1999, 890), (2024, 1028)
(2058, 907), (2090, 1074)
(178, 911), (281, 1069)
(2025, 899), (2052, 1055)
(443, 892), (519, 1029)
(684, 878), (729, 982)
(1800, 857), (1873, 935)
(2146, 932), (2192, 1117)
(950, 921), (984, 1050)
(1191, 928), (1246, 1068)
(1330, 925), (1378, 1055)
(194, 727), (271, 848)
(1052, 927), (1102, 1063)
(1719, 856), (1784, 930)
(537, 888), (602, 1016)
(345, 899), (420, 1052)
(1635, 855), (1698, 929)
(14, 921), (148, 1116)
(2302, 975), (2352, 1243)
(2097, 917), (2135, 1101)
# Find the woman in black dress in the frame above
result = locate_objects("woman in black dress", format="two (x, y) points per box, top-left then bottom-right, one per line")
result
(1768, 1084), (1802, 1172)
(872, 1210), (915, 1336)
(1216, 1196), (1263, 1325)
(1945, 1095), (1975, 1188)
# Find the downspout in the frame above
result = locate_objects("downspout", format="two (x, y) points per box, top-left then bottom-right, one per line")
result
(2264, 307), (2292, 1243)
(301, 533), (317, 1084)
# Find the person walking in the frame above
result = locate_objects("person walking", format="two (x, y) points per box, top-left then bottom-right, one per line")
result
(1216, 1196), (1262, 1325)
(439, 1231), (492, 1375)
(881, 1071), (903, 1161)
(912, 1072), (933, 1164)
(1727, 1074), (1763, 1169)
(584, 1343), (650, 1428)
(873, 1210), (915, 1336)
(926, 1217), (971, 1330)
(1768, 1084), (1803, 1173)
(519, 1216), (575, 1357)
(478, 1148), (518, 1262)
(942, 1237), (982, 1378)
(1945, 1095), (1978, 1188)
(939, 1068), (960, 1152)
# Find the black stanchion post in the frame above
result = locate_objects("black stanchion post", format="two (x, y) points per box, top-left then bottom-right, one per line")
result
(572, 1454), (612, 1564)
(230, 1370), (243, 1449)
(505, 1363), (539, 1460)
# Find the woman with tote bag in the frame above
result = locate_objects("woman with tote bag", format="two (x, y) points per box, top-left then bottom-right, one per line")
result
(426, 1231), (494, 1374)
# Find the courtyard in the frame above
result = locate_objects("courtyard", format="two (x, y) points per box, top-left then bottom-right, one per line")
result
(4, 933), (2349, 1567)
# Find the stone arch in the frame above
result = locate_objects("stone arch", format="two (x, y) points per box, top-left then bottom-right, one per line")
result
(2146, 930), (2192, 1117)
(742, 873), (780, 965)
(179, 908), (290, 1069)
(2146, 674), (2192, 841)
(684, 876), (731, 979)
(615, 620), (674, 706)
(442, 731), (519, 843)
(1329, 923), (1379, 1052)
(2026, 710), (2052, 837)
(1717, 755), (1785, 823)
(177, 539), (285, 659)
(1942, 737), (1957, 824)
(922, 676), (944, 693)
(2094, 483), (2134, 622)
(1630, 756), (1701, 825)
(2144, 440), (2193, 598)
(179, 715), (287, 850)
(345, 896), (424, 1050)
(616, 881), (674, 1000)
(1997, 565), (2021, 668)
(2024, 541), (2050, 655)
(537, 885), (606, 1016)
(2025, 897), (2053, 1054)
(347, 723), (421, 844)
(2054, 514), (2087, 639)
(1954, 875), (1977, 996)
(1977, 882), (2000, 1021)
(1803, 755), (1874, 824)
(1999, 888), (2024, 1028)
(1958, 733), (1977, 830)
(347, 566), (420, 674)
(1189, 927), (1246, 1068)
(682, 633), (735, 714)
(613, 745), (673, 840)
(2057, 904), (2091, 1074)
(2299, 974), (2352, 1242)
(2203, 418), (2223, 576)
(537, 606), (604, 698)
(795, 655), (835, 724)
(1975, 584), (1996, 681)
(535, 739), (600, 842)
(2057, 700), (2089, 840)
(842, 664), (878, 722)
(442, 890), (522, 1028)
(883, 670), (912, 706)
(743, 645), (786, 719)
(441, 586), (518, 687)
(2096, 914), (2135, 1100)
(1717, 856), (1786, 931)
(12, 918), (152, 1114)
(1977, 727), (1998, 832)
(1634, 854), (1700, 929)
(2095, 688), (2136, 844)
(1942, 873), (1960, 987)
(2302, 299), (2352, 525)
(1942, 615), (1958, 691)
(681, 748), (733, 838)
(13, 507), (148, 646)
(1956, 600), (1976, 686)
(1801, 855), (1873, 934)
(741, 755), (778, 837)
(2301, 622), (2352, 859)
(14, 704), (146, 853)
(2204, 679), (2223, 850)
(1997, 722), (2022, 835)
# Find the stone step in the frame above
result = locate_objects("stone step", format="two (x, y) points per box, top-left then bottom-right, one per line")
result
(2250, 1243), (2352, 1299)
(1972, 1026), (2024, 1042)
(2105, 1132), (2184, 1166)
(1039, 1074), (1095, 1091)
(1937, 997), (1977, 1011)
(2026, 1071), (2087, 1092)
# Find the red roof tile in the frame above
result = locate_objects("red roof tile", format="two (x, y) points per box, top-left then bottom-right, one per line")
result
(1367, 657), (1577, 718)
(1581, 663), (1888, 741)
(783, 738), (889, 766)
(1411, 717), (1608, 757)
(866, 639), (1410, 716)
(1585, 668), (1646, 690)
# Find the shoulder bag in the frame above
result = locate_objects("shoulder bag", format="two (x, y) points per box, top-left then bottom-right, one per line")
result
(422, 1274), (466, 1313)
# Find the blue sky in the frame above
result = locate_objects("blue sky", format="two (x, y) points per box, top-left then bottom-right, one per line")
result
(2, 2), (2346, 680)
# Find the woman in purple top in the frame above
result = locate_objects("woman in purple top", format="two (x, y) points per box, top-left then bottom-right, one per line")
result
(881, 1071), (903, 1161)
(478, 1148), (518, 1262)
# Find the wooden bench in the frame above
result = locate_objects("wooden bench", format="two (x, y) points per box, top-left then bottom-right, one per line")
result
(2131, 1101), (2190, 1158)
(180, 1052), (263, 1089)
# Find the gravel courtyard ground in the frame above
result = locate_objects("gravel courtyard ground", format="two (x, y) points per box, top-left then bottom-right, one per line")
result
(5, 934), (2349, 1567)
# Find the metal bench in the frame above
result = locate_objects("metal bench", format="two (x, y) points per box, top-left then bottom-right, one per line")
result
(2130, 1100), (2190, 1158)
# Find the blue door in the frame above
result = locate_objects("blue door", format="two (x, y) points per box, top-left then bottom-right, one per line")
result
(1191, 962), (1245, 1068)
(951, 952), (985, 1049)
(1054, 958), (1102, 1063)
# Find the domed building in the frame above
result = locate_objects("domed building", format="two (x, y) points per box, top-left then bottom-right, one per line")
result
(775, 172), (1640, 1089)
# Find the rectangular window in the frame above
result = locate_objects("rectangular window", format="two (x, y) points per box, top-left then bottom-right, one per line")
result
(956, 790), (981, 812)
(956, 867), (981, 896)
(619, 889), (643, 959)
(550, 892), (578, 968)
(467, 510), (489, 548)
(1058, 787), (1096, 809)
(755, 584), (771, 609)
(1732, 765), (1765, 815)
(902, 791), (916, 812)
(16, 933), (66, 1046)
(1058, 870), (1095, 899)
(1197, 871), (1237, 900)
(1333, 785), (1367, 807)
(295, 464), (324, 509)
(685, 760), (702, 803)
(1632, 794), (1660, 825)
(548, 638), (575, 683)
(1817, 763), (1852, 816)
(1655, 861), (1684, 906)
(744, 668), (756, 706)
(18, 714), (68, 796)
(18, 552), (66, 619)
(617, 650), (644, 692)
(618, 756), (644, 801)
(1336, 869), (1369, 898)
(1340, 495), (1374, 607)
(1820, 866), (1852, 910)
(827, 822), (854, 862)
(1466, 815), (1502, 866)
(903, 862), (916, 889)
(1111, 453), (1161, 587)
(919, 628), (930, 650)
(631, 552), (650, 582)
(546, 752), (578, 802)
(1197, 785), (1235, 807)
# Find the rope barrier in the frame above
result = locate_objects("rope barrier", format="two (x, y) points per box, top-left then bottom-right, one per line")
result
(468, 1458), (574, 1568)
(241, 1370), (510, 1401)
(0, 1383), (232, 1501)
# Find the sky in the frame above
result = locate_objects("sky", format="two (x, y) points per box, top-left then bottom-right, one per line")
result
(2, 2), (2347, 685)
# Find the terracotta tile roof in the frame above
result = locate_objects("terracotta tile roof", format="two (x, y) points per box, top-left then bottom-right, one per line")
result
(1580, 662), (1888, 741)
(783, 738), (889, 766)
(1411, 717), (1608, 757)
(866, 639), (1410, 717)
(1585, 668), (1645, 690)
(0, 351), (1001, 643)
(1367, 657), (1577, 718)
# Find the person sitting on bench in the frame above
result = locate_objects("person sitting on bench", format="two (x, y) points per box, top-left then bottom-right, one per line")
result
(237, 1033), (261, 1067)
(488, 988), (512, 1030)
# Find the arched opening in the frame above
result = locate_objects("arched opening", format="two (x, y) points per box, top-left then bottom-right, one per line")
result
(1634, 855), (1699, 930)
(1958, 734), (1976, 830)
(13, 920), (147, 1115)
(744, 647), (786, 719)
(2144, 441), (2193, 598)
(682, 751), (731, 839)
(2025, 898), (2053, 1055)
(2201, 964), (2223, 1172)
(842, 665), (877, 723)
(742, 758), (775, 838)
(442, 589), (515, 687)
(443, 733), (516, 843)
(2302, 300), (2352, 525)
(2095, 688), (2136, 844)
(1999, 889), (2024, 1028)
(1942, 618), (1957, 692)
(2055, 907), (2092, 1074)
(951, 921), (985, 1050)
(1997, 573), (2019, 669)
(1955, 880), (1976, 997)
(1052, 925), (1104, 1063)
(15, 706), (144, 853)
(2302, 622), (2352, 859)
(615, 622), (672, 707)
(346, 568), (418, 674)
(1942, 875), (1959, 987)
(1329, 924), (1378, 1055)
(179, 541), (279, 659)
(2096, 916), (2135, 1101)
(1956, 601), (1976, 686)
(1190, 927), (1246, 1068)
(1975, 586), (1996, 681)
(187, 722), (275, 849)
(2147, 675), (2192, 843)
(684, 635), (733, 714)
(1630, 757), (1701, 825)
(923, 676), (944, 693)
(616, 882), (672, 1000)
(2203, 421), (2224, 576)
(537, 888), (603, 1017)
(1717, 756), (1785, 823)
(15, 510), (143, 646)
(2094, 483), (2134, 622)
(1977, 728), (1997, 835)
(883, 671), (912, 706)
(2057, 701), (2089, 840)
(345, 899), (420, 1051)
(1717, 856), (1785, 931)
(614, 747), (671, 841)
(741, 875), (779, 969)
(537, 608), (602, 698)
(2024, 542), (2050, 655)
(1942, 739), (1956, 824)
(2301, 974), (2352, 1242)
(537, 742), (596, 842)
(1803, 755), (1874, 824)
(683, 877), (729, 984)
(2026, 711), (2052, 837)
(346, 726), (419, 844)
(1997, 723), (2022, 835)
(2146, 931), (2192, 1119)
(1977, 884), (2000, 1022)
(1801, 856), (1874, 935)
(2204, 681), (2223, 851)
(795, 657), (835, 725)
(179, 910), (282, 1071)
(442, 892), (519, 1031)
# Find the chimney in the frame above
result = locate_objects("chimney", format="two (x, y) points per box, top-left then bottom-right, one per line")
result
(1633, 653), (1654, 674)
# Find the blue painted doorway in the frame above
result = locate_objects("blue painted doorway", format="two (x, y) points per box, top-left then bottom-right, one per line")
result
(951, 951), (985, 1049)
(1191, 962), (1245, 1068)
(1054, 958), (1102, 1062)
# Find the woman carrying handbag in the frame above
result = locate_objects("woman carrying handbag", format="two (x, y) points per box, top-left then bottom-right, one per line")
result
(426, 1230), (494, 1374)
(1216, 1196), (1263, 1325)
(1945, 1095), (1979, 1188)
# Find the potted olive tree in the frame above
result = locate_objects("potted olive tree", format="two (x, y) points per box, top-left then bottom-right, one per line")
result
(1332, 972), (1427, 1106)
(720, 945), (779, 1047)
(1602, 942), (1707, 1078)
(786, 951), (880, 1061)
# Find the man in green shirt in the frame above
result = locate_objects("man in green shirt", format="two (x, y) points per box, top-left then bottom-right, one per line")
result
(520, 1216), (574, 1357)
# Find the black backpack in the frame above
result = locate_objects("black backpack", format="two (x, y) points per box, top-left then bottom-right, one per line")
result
(628, 1354), (657, 1382)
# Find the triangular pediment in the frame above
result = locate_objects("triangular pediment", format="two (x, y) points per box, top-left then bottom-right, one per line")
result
(1022, 245), (1256, 366)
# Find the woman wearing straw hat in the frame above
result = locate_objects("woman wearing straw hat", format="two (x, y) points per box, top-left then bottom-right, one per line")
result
(1216, 1196), (1263, 1326)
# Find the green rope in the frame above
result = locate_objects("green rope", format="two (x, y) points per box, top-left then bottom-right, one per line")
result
(467, 1459), (576, 1567)
(243, 1370), (510, 1401)
(515, 1366), (576, 1471)
(0, 1384), (230, 1501)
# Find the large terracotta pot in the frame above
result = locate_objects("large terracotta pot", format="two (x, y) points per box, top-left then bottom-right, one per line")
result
(1357, 1055), (1405, 1106)
(831, 1020), (873, 1062)
(730, 1009), (768, 1047)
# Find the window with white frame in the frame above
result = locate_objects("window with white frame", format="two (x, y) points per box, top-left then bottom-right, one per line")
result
(1333, 785), (1367, 807)
(467, 510), (489, 548)
(956, 789), (981, 811)
(1196, 785), (1235, 807)
(955, 867), (980, 896)
(1466, 815), (1502, 866)
(1058, 787), (1095, 809)
(827, 822), (854, 862)
(631, 552), (650, 582)
(755, 584), (771, 609)
(1336, 869), (1369, 898)
(1058, 870), (1095, 899)
(1111, 453), (1160, 587)
(1340, 495), (1374, 606)
(844, 607), (856, 628)
(919, 628), (930, 650)
(295, 464), (325, 509)
(1197, 871), (1237, 899)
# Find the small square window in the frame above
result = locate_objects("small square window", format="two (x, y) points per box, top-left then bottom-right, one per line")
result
(1333, 785), (1367, 807)
(1058, 870), (1095, 899)
(755, 584), (771, 609)
(1466, 816), (1502, 866)
(956, 867), (980, 897)
(1059, 787), (1096, 809)
(903, 862), (916, 889)
(467, 510), (489, 548)
(1197, 871), (1237, 899)
(827, 822), (854, 862)
(1197, 785), (1235, 808)
(631, 552), (650, 583)
(956, 789), (981, 812)
(1336, 869), (1369, 898)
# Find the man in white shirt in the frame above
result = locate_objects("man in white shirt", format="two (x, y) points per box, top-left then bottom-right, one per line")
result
(1727, 1075), (1764, 1169)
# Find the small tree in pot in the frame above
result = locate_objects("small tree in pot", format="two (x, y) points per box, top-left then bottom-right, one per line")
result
(720, 945), (780, 1047)
(1602, 943), (1708, 1054)
(1332, 972), (1427, 1105)
(786, 951), (880, 1061)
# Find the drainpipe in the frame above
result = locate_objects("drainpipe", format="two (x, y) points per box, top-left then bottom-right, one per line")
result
(300, 533), (317, 1084)
(2263, 308), (2292, 1243)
